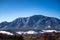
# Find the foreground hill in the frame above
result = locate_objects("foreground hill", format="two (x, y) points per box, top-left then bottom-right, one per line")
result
(0, 32), (60, 40)
(0, 15), (60, 32)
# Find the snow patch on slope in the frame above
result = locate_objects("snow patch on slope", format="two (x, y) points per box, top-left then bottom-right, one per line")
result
(16, 31), (24, 34)
(0, 31), (14, 35)
(42, 30), (57, 32)
(26, 30), (38, 34)
(16, 30), (38, 34)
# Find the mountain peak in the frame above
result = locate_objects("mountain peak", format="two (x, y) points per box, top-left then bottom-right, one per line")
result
(0, 15), (60, 32)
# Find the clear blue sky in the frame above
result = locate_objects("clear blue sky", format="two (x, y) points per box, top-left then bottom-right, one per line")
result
(0, 0), (60, 22)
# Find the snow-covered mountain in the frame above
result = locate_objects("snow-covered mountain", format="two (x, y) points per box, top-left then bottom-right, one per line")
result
(0, 15), (60, 32)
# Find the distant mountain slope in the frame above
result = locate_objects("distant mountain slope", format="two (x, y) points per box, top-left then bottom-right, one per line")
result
(0, 15), (60, 31)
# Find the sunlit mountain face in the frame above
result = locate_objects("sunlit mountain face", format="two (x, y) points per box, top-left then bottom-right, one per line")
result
(0, 15), (60, 32)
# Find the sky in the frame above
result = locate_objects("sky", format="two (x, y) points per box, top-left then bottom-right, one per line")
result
(0, 0), (60, 22)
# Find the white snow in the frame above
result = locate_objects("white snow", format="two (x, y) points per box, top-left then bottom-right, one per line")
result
(16, 31), (25, 34)
(25, 30), (38, 34)
(0, 31), (14, 35)
(48, 25), (51, 28)
(42, 30), (57, 32)
(16, 30), (38, 34)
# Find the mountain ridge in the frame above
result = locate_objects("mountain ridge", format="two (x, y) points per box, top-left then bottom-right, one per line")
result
(0, 15), (60, 32)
